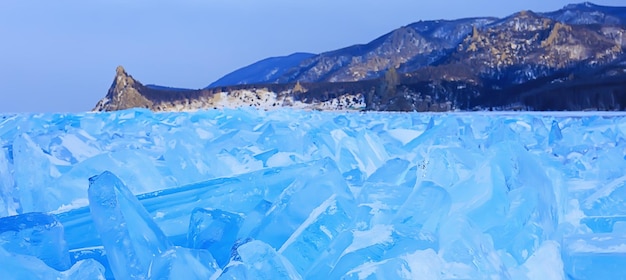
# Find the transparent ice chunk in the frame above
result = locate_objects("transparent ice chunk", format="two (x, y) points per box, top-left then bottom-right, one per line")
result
(55, 160), (326, 251)
(549, 120), (563, 144)
(0, 212), (71, 271)
(56, 149), (168, 196)
(252, 159), (353, 250)
(12, 133), (57, 213)
(342, 257), (412, 280)
(187, 208), (243, 268)
(216, 262), (248, 279)
(530, 117), (549, 145)
(69, 246), (113, 280)
(237, 200), (272, 240)
(484, 119), (519, 148)
(232, 240), (302, 280)
(253, 148), (279, 167)
(88, 171), (172, 279)
(401, 249), (444, 280)
(342, 168), (366, 188)
(278, 195), (355, 276)
(318, 226), (436, 279)
(331, 129), (389, 177)
(562, 234), (626, 279)
(510, 241), (564, 280)
(480, 142), (559, 264)
(0, 147), (15, 217)
(393, 181), (451, 236)
(406, 117), (462, 149)
(0, 246), (105, 280)
(366, 158), (410, 185)
(438, 216), (510, 279)
(159, 139), (216, 186)
(148, 246), (221, 280)
(255, 122), (308, 154)
(354, 163), (417, 228)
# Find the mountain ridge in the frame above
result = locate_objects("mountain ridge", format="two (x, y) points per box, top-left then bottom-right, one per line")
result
(94, 2), (626, 112)
(207, 52), (315, 88)
(206, 2), (626, 87)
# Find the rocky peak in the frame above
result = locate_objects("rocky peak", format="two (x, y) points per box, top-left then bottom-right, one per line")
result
(116, 65), (126, 76)
(449, 10), (625, 85)
(113, 66), (136, 89)
(495, 10), (553, 33)
(460, 13), (553, 58)
(92, 66), (153, 111)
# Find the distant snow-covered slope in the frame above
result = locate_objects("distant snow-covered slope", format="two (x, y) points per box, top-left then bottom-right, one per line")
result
(540, 2), (626, 25)
(207, 52), (315, 88)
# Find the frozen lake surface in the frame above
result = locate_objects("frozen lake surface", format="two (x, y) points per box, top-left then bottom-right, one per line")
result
(0, 108), (625, 279)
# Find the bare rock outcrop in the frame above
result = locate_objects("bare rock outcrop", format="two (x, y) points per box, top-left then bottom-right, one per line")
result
(93, 66), (153, 111)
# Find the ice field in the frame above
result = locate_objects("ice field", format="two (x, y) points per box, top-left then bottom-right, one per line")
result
(0, 108), (625, 279)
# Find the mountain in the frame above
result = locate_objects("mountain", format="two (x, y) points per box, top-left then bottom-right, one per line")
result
(207, 52), (315, 88)
(94, 66), (154, 111)
(443, 10), (623, 83)
(541, 2), (626, 25)
(96, 2), (626, 112)
(94, 66), (367, 112)
(209, 2), (626, 87)
(206, 17), (496, 86)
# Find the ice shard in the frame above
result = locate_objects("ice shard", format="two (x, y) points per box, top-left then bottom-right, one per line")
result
(393, 181), (451, 236)
(486, 141), (559, 264)
(229, 240), (302, 280)
(187, 208), (243, 268)
(325, 224), (398, 278)
(251, 159), (353, 250)
(350, 158), (415, 226)
(148, 247), (221, 280)
(0, 146), (15, 217)
(484, 119), (520, 148)
(55, 150), (168, 197)
(406, 116), (462, 149)
(216, 262), (248, 280)
(549, 120), (563, 144)
(88, 171), (172, 279)
(12, 133), (57, 213)
(0, 212), (71, 271)
(0, 246), (105, 280)
(366, 158), (410, 185)
(278, 194), (356, 276)
(562, 234), (626, 279)
(438, 216), (510, 279)
(69, 246), (113, 279)
(342, 257), (412, 280)
(510, 240), (564, 280)
(237, 200), (272, 240)
(59, 159), (343, 250)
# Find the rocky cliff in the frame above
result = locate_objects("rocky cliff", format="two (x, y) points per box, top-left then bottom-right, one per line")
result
(94, 66), (154, 111)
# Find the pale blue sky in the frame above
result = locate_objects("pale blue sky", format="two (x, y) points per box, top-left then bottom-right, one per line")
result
(0, 0), (623, 112)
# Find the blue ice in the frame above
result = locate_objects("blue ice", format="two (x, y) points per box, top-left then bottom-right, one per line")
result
(0, 212), (70, 271)
(187, 207), (243, 268)
(0, 109), (625, 279)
